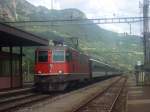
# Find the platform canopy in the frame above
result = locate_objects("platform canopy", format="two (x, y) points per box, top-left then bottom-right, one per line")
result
(0, 22), (49, 90)
(0, 22), (49, 47)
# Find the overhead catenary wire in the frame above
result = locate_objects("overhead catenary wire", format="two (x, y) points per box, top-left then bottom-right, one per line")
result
(2, 16), (148, 26)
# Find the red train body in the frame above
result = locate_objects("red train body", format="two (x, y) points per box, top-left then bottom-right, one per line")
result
(34, 46), (91, 91)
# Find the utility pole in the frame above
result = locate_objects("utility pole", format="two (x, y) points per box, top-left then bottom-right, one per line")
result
(51, 0), (53, 10)
(68, 37), (79, 49)
(128, 23), (132, 35)
(50, 0), (54, 31)
(12, 0), (17, 21)
(142, 0), (150, 85)
(143, 0), (150, 65)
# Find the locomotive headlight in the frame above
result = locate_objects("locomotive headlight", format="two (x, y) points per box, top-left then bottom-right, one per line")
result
(58, 70), (63, 74)
(38, 71), (42, 74)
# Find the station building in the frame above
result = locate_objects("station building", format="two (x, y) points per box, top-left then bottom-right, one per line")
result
(0, 22), (48, 90)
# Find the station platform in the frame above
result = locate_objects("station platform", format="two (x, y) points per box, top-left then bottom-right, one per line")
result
(127, 75), (150, 112)
(0, 82), (33, 93)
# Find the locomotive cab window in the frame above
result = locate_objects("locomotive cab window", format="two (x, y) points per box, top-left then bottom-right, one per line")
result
(53, 50), (65, 62)
(38, 51), (48, 62)
(66, 51), (72, 61)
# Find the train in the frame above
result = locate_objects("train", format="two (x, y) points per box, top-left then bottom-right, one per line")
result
(34, 44), (122, 91)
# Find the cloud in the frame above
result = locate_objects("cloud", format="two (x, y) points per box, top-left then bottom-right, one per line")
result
(26, 0), (60, 9)
(102, 24), (125, 33)
(26, 0), (141, 18)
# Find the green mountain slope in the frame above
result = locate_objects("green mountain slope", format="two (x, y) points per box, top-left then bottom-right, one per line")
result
(0, 0), (144, 70)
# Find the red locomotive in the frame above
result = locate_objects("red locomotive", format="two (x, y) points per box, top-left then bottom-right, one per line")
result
(34, 45), (91, 91)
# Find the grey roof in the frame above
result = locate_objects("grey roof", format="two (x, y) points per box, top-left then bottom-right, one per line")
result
(0, 22), (49, 47)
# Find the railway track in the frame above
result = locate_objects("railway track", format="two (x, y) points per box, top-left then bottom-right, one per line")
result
(72, 76), (127, 112)
(0, 93), (51, 112)
(12, 76), (123, 112)
(0, 76), (126, 112)
(0, 87), (56, 112)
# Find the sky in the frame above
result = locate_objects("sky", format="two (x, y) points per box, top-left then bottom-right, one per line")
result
(26, 0), (143, 35)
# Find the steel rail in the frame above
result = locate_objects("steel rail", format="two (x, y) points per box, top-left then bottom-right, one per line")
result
(72, 76), (123, 112)
(0, 94), (52, 112)
(108, 77), (127, 112)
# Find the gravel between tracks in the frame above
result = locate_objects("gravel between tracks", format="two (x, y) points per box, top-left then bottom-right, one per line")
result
(14, 77), (120, 112)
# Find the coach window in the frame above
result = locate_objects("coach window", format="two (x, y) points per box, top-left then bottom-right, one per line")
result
(38, 51), (48, 62)
(53, 50), (65, 62)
